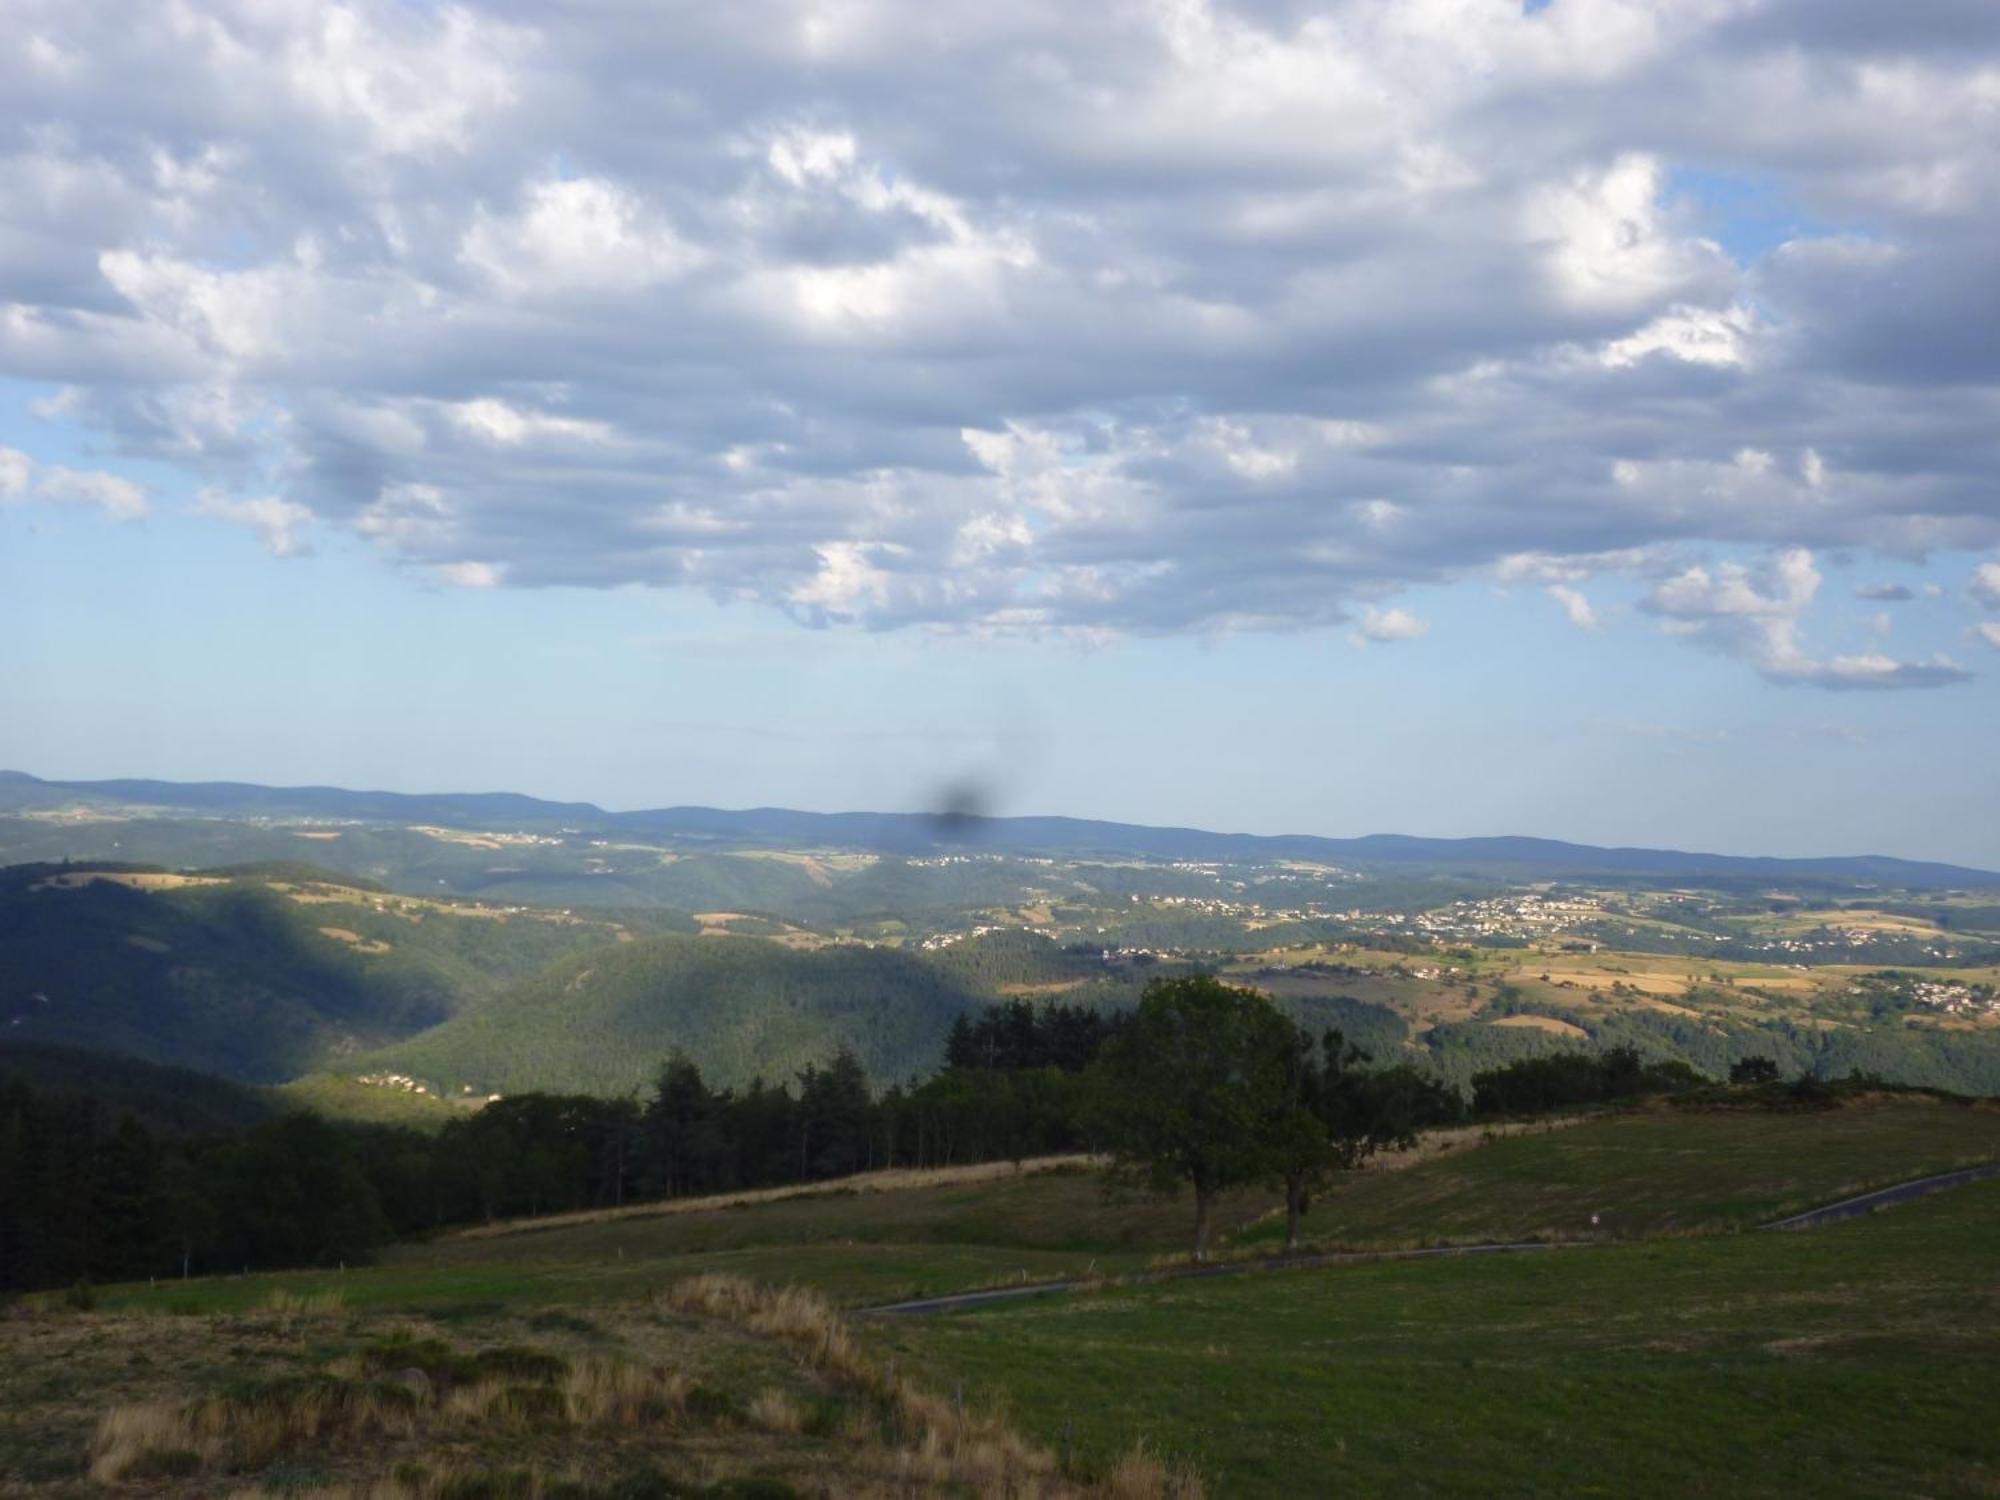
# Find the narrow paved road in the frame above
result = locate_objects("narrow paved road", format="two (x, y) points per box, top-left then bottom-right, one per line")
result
(860, 1162), (2000, 1318)
(1758, 1163), (2000, 1231)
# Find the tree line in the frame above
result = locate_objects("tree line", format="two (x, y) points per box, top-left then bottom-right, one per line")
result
(4, 978), (1820, 1291)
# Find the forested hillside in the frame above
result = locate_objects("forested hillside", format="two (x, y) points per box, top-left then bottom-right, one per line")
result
(9, 857), (2000, 1112)
(0, 865), (627, 1082)
(361, 935), (995, 1096)
(0, 1043), (272, 1135)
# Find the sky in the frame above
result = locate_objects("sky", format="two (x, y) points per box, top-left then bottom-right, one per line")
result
(3, 0), (1999, 867)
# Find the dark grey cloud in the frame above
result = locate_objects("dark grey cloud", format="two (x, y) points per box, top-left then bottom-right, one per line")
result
(1, 0), (1996, 687)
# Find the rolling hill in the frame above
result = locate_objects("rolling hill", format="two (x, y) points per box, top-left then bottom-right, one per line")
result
(356, 933), (995, 1096)
(0, 863), (628, 1083)
(0, 1042), (274, 1136)
(6, 769), (1994, 888)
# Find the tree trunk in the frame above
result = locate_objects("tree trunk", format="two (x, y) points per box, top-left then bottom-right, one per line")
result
(1284, 1174), (1307, 1253)
(1192, 1186), (1215, 1262)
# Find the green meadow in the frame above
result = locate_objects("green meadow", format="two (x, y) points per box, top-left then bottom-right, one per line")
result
(12, 1097), (1998, 1497)
(876, 1182), (2000, 1498)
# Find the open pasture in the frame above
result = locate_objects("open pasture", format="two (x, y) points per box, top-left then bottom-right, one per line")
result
(1244, 1095), (2000, 1249)
(26, 1097), (2000, 1498)
(875, 1182), (2000, 1498)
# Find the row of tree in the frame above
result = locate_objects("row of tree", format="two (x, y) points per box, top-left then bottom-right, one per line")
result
(7, 978), (1770, 1289)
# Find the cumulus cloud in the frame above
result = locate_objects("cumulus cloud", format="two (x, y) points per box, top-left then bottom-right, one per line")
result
(0, 445), (147, 519)
(194, 490), (314, 557)
(1972, 562), (2000, 611)
(1350, 606), (1427, 646)
(1643, 548), (1970, 691)
(0, 0), (1997, 685)
(1547, 585), (1601, 631)
(0, 447), (29, 499)
(1974, 622), (2000, 652)
(1854, 582), (1914, 602)
(432, 561), (504, 589)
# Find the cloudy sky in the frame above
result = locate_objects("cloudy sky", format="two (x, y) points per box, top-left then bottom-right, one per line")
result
(3, 0), (1998, 864)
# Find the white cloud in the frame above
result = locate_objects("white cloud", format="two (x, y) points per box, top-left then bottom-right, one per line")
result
(462, 177), (698, 291)
(282, 2), (523, 158)
(1547, 584), (1600, 631)
(1973, 622), (2000, 652)
(1, 447), (149, 519)
(195, 490), (315, 557)
(0, 447), (31, 499)
(1494, 547), (1674, 587)
(356, 483), (459, 552)
(788, 541), (907, 621)
(38, 467), (149, 519)
(0, 0), (1995, 673)
(42, 468), (149, 520)
(433, 560), (503, 588)
(1599, 303), (1755, 369)
(1644, 548), (1970, 691)
(1971, 561), (2000, 611)
(1529, 155), (1723, 316)
(1351, 605), (1427, 646)
(446, 398), (609, 447)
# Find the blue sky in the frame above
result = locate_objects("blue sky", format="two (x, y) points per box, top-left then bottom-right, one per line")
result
(4, 2), (1999, 866)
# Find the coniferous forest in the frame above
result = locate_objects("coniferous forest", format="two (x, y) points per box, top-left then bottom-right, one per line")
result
(3, 981), (1842, 1293)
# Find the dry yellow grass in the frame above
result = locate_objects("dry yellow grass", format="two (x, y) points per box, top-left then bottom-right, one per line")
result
(406, 826), (505, 850)
(88, 1340), (699, 1487)
(317, 926), (393, 953)
(49, 1264), (1213, 1500)
(260, 1289), (345, 1328)
(89, 1381), (419, 1482)
(661, 1274), (1205, 1500)
(660, 1274), (869, 1381)
(1492, 1014), (1589, 1037)
(746, 1387), (805, 1433)
(1537, 967), (1692, 996)
(29, 871), (224, 893)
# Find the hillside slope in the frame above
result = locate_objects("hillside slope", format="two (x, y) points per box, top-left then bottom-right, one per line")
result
(361, 934), (992, 1095)
(7, 770), (1994, 887)
(0, 864), (625, 1083)
(0, 1042), (273, 1135)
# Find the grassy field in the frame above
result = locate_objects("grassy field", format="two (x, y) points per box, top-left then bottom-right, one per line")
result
(398, 1166), (1270, 1268)
(0, 1275), (1200, 1499)
(78, 1098), (2000, 1322)
(874, 1182), (2000, 1498)
(85, 1242), (1148, 1322)
(77, 1163), (1273, 1321)
(14, 1097), (1997, 1496)
(1238, 1095), (2000, 1248)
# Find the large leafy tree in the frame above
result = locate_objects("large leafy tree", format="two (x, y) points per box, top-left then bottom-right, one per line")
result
(1088, 974), (1298, 1260)
(1272, 1031), (1462, 1251)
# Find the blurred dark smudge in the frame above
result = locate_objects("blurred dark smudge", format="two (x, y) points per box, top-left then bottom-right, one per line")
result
(927, 780), (993, 844)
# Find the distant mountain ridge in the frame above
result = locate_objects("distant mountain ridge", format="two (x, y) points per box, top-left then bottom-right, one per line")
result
(3, 769), (1995, 889)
